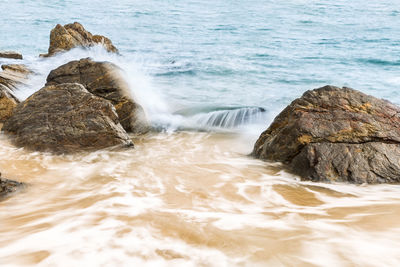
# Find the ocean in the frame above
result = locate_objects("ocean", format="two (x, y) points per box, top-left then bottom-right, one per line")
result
(1, 0), (400, 266)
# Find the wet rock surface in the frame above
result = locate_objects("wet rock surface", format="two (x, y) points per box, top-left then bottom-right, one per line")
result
(0, 173), (24, 200)
(0, 84), (19, 122)
(40, 22), (118, 57)
(252, 85), (400, 183)
(1, 64), (32, 74)
(3, 83), (133, 154)
(46, 58), (149, 133)
(0, 51), (23, 59)
(0, 64), (29, 122)
(0, 64), (31, 91)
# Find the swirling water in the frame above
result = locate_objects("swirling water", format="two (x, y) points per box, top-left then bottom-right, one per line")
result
(1, 0), (400, 266)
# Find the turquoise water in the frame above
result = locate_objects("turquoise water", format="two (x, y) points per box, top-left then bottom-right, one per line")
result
(1, 0), (399, 117)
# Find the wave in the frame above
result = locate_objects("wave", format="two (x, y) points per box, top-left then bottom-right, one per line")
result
(170, 106), (268, 131)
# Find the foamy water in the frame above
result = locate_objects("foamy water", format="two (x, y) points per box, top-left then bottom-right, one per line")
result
(2, 132), (400, 266)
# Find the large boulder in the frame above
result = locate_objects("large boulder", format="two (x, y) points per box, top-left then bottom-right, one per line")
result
(0, 51), (23, 59)
(46, 58), (149, 133)
(252, 85), (400, 184)
(3, 83), (133, 154)
(40, 22), (118, 57)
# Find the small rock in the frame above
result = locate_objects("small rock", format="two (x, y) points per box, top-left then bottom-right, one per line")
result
(40, 22), (118, 57)
(1, 64), (32, 74)
(0, 64), (26, 121)
(3, 83), (133, 154)
(0, 51), (23, 60)
(0, 173), (24, 200)
(0, 64), (31, 91)
(0, 84), (19, 122)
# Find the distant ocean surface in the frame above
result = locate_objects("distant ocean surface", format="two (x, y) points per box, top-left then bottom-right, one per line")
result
(1, 1), (400, 266)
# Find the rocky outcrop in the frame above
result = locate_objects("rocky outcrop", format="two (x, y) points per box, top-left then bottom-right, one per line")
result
(252, 85), (400, 184)
(40, 22), (118, 57)
(3, 83), (133, 154)
(0, 173), (24, 200)
(0, 51), (23, 60)
(46, 58), (149, 133)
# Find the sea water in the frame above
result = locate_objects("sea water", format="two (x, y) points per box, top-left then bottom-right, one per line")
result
(1, 0), (400, 266)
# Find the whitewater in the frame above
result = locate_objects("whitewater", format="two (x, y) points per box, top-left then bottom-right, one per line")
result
(1, 0), (400, 266)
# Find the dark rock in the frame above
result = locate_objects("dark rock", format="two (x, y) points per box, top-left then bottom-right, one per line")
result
(3, 83), (133, 154)
(0, 173), (24, 200)
(40, 22), (118, 57)
(0, 51), (23, 60)
(46, 58), (149, 133)
(252, 85), (400, 184)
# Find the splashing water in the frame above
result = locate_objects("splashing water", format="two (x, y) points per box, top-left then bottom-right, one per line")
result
(191, 107), (267, 129)
(12, 46), (268, 132)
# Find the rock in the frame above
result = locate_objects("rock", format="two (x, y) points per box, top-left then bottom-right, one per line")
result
(40, 22), (118, 57)
(46, 58), (149, 133)
(252, 85), (400, 184)
(3, 83), (133, 154)
(0, 64), (26, 121)
(0, 84), (19, 122)
(1, 64), (32, 74)
(0, 51), (23, 60)
(0, 173), (24, 200)
(0, 64), (31, 91)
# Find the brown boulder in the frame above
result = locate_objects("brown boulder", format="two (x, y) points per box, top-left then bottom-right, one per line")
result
(252, 85), (400, 184)
(3, 83), (133, 154)
(40, 22), (118, 57)
(0, 51), (23, 60)
(46, 58), (149, 133)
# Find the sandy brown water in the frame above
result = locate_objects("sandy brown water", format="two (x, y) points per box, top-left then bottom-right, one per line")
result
(1, 132), (400, 266)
